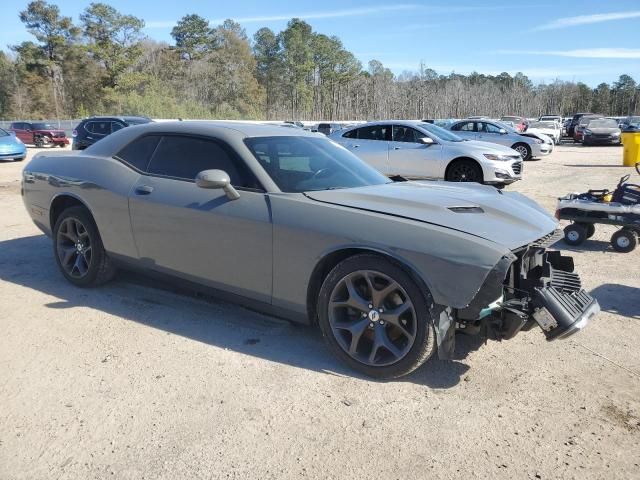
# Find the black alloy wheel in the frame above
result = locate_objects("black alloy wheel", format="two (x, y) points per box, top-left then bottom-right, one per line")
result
(446, 160), (483, 183)
(53, 206), (116, 286)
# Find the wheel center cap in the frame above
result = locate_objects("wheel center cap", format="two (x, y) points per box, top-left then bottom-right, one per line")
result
(368, 310), (380, 322)
(76, 242), (83, 253)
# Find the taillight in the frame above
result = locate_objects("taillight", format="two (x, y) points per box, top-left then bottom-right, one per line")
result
(72, 129), (77, 137)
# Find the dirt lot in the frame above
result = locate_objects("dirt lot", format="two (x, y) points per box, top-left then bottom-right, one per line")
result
(1, 143), (638, 480)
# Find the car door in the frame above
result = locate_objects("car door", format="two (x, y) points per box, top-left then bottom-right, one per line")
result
(388, 125), (443, 179)
(450, 121), (477, 140)
(128, 134), (272, 303)
(476, 121), (511, 147)
(13, 123), (30, 143)
(340, 125), (392, 174)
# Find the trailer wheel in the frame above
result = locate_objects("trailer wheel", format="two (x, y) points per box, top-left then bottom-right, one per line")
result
(611, 229), (637, 253)
(564, 224), (587, 246)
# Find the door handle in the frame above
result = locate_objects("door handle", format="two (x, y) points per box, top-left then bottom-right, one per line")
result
(351, 144), (360, 148)
(134, 185), (154, 195)
(394, 146), (401, 150)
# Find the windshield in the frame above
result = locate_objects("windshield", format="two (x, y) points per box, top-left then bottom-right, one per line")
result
(495, 121), (518, 134)
(31, 123), (56, 130)
(418, 123), (463, 142)
(588, 119), (618, 128)
(244, 136), (391, 193)
(0, 128), (9, 137)
(580, 117), (602, 126)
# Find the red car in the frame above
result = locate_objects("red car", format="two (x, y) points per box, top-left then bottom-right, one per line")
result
(500, 116), (528, 132)
(9, 122), (70, 147)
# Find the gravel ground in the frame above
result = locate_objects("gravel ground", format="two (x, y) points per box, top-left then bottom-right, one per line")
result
(0, 142), (638, 480)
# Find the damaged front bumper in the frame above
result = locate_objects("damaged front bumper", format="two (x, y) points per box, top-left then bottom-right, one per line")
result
(453, 230), (599, 348)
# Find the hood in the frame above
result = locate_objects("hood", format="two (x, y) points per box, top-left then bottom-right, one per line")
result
(521, 131), (551, 144)
(305, 181), (558, 250)
(528, 127), (557, 136)
(459, 140), (520, 155)
(586, 127), (620, 134)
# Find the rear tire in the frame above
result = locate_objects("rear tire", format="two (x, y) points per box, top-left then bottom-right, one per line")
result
(512, 143), (532, 160)
(445, 159), (483, 183)
(564, 224), (587, 246)
(317, 254), (437, 379)
(52, 206), (116, 287)
(611, 229), (637, 253)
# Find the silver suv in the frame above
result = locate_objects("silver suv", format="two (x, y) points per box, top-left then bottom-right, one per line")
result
(329, 121), (522, 185)
(449, 119), (552, 160)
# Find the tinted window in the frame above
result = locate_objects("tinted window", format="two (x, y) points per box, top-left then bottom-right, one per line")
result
(245, 136), (390, 193)
(115, 135), (161, 171)
(87, 121), (111, 135)
(342, 129), (357, 139)
(147, 135), (250, 186)
(356, 125), (391, 141)
(393, 125), (422, 143)
(452, 121), (475, 132)
(112, 122), (125, 132)
(32, 123), (56, 130)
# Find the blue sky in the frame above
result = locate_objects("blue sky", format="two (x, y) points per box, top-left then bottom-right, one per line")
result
(2, 0), (640, 85)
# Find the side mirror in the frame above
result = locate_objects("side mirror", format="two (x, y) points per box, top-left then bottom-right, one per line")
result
(499, 129), (507, 134)
(195, 169), (240, 200)
(419, 137), (435, 145)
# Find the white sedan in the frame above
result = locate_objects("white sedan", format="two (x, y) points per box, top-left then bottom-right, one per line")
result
(330, 121), (523, 186)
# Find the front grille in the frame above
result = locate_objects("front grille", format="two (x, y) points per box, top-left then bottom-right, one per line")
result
(512, 161), (522, 175)
(550, 269), (581, 293)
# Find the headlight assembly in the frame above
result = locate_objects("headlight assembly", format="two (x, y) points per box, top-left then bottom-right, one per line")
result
(483, 153), (512, 161)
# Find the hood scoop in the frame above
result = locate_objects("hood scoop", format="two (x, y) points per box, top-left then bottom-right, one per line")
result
(447, 206), (484, 213)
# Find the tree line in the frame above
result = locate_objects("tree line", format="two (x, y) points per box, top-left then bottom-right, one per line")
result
(1, 0), (639, 121)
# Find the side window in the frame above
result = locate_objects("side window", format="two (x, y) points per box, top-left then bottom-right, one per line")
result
(342, 129), (357, 139)
(90, 121), (110, 135)
(147, 135), (252, 187)
(453, 122), (475, 132)
(357, 125), (391, 141)
(393, 125), (422, 143)
(115, 135), (161, 171)
(111, 122), (125, 132)
(481, 122), (502, 134)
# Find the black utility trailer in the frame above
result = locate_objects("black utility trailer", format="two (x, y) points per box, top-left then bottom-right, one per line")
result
(557, 163), (640, 253)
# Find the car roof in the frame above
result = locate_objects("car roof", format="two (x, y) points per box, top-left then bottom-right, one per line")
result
(84, 115), (151, 122)
(87, 120), (322, 157)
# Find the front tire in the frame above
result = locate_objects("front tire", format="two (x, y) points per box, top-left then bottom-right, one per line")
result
(564, 224), (587, 246)
(445, 159), (483, 183)
(512, 142), (532, 160)
(53, 206), (116, 287)
(317, 254), (437, 379)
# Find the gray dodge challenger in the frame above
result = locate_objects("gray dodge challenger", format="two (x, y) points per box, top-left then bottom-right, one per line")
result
(22, 121), (599, 378)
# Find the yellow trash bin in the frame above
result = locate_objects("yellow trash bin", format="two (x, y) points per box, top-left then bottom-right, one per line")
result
(622, 131), (640, 166)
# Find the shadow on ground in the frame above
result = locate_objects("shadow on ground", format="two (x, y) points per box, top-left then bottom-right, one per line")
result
(0, 234), (481, 388)
(590, 283), (640, 319)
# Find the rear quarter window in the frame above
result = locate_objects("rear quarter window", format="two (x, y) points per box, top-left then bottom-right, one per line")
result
(114, 135), (161, 172)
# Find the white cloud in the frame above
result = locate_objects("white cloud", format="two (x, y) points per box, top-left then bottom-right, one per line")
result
(146, 4), (419, 29)
(497, 48), (640, 59)
(534, 10), (640, 31)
